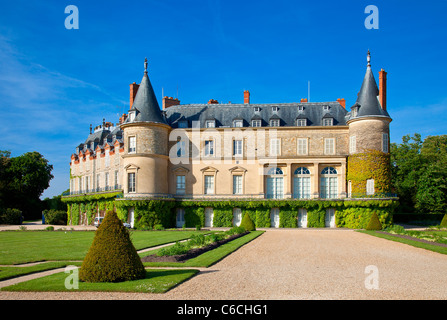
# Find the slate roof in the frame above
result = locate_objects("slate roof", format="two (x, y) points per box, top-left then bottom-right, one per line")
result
(124, 59), (167, 125)
(164, 101), (348, 128)
(348, 51), (390, 120)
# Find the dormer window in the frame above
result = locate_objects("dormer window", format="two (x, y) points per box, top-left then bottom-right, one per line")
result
(254, 107), (261, 113)
(298, 106), (305, 112)
(296, 119), (307, 127)
(270, 119), (280, 127)
(352, 107), (358, 118)
(323, 105), (330, 111)
(272, 106), (279, 112)
(205, 120), (215, 128)
(251, 119), (261, 127)
(233, 119), (243, 128)
(322, 118), (333, 126)
(178, 121), (188, 128)
(129, 110), (136, 122)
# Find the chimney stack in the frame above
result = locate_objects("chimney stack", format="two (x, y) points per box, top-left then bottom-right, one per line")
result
(300, 98), (308, 103)
(379, 69), (387, 110)
(208, 99), (219, 104)
(337, 98), (346, 108)
(129, 82), (140, 109)
(244, 90), (250, 104)
(162, 96), (180, 109)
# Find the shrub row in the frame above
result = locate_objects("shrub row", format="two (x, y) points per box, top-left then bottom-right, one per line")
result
(157, 226), (246, 256)
(43, 209), (67, 225)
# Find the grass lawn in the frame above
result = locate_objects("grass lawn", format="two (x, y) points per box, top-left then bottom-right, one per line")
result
(358, 230), (447, 255)
(0, 229), (209, 264)
(1, 269), (199, 293)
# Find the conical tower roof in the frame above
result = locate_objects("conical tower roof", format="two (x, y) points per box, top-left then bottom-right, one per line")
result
(351, 51), (390, 119)
(127, 58), (167, 124)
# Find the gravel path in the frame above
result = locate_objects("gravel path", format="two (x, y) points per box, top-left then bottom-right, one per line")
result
(1, 229), (446, 300)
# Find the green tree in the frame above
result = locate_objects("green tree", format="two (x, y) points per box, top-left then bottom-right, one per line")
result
(2, 151), (53, 219)
(391, 134), (447, 214)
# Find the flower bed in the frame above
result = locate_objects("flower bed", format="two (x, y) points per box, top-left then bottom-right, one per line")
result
(141, 227), (248, 263)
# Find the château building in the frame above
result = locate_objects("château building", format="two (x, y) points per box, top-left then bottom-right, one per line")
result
(65, 51), (394, 229)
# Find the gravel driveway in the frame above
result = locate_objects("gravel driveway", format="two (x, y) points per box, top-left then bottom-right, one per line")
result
(1, 229), (446, 300)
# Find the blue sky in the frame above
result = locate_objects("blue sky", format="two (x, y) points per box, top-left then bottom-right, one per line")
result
(0, 0), (446, 199)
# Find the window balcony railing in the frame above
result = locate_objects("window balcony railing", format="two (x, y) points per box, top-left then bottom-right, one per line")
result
(63, 185), (122, 196)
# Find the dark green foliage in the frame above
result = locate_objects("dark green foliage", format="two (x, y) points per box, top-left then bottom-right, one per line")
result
(0, 208), (22, 225)
(79, 211), (145, 283)
(366, 212), (383, 230)
(43, 209), (67, 225)
(440, 214), (447, 227)
(240, 212), (256, 231)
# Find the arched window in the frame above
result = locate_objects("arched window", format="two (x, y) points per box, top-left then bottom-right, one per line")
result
(320, 167), (338, 199)
(268, 167), (283, 175)
(266, 167), (284, 199)
(293, 167), (311, 199)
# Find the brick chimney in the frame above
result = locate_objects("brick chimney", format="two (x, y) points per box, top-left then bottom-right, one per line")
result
(300, 98), (308, 103)
(129, 82), (140, 109)
(337, 98), (346, 108)
(119, 113), (128, 125)
(379, 69), (387, 110)
(162, 96), (180, 109)
(208, 99), (219, 104)
(244, 90), (250, 104)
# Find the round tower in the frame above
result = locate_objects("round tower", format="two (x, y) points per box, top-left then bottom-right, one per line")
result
(120, 58), (171, 197)
(347, 51), (392, 197)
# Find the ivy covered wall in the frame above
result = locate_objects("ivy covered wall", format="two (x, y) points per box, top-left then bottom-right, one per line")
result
(347, 149), (391, 196)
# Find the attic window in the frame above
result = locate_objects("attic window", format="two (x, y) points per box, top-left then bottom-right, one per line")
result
(322, 118), (333, 126)
(296, 119), (307, 127)
(323, 105), (331, 111)
(251, 119), (262, 127)
(129, 110), (136, 122)
(178, 121), (188, 128)
(233, 120), (243, 127)
(270, 119), (280, 127)
(352, 107), (358, 118)
(298, 106), (305, 111)
(205, 120), (215, 128)
(254, 107), (261, 112)
(272, 106), (279, 112)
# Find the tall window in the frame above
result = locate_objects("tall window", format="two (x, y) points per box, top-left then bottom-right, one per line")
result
(293, 167), (311, 199)
(266, 167), (284, 199)
(350, 136), (356, 153)
(382, 133), (389, 153)
(204, 175), (214, 194)
(270, 138), (281, 156)
(114, 170), (119, 188)
(105, 172), (109, 190)
(233, 175), (243, 194)
(233, 140), (243, 156)
(128, 173), (136, 193)
(96, 174), (100, 191)
(204, 140), (214, 157)
(128, 136), (136, 153)
(105, 152), (110, 167)
(366, 179), (375, 195)
(177, 140), (186, 157)
(324, 138), (335, 155)
(320, 167), (338, 199)
(297, 138), (308, 155)
(176, 175), (186, 194)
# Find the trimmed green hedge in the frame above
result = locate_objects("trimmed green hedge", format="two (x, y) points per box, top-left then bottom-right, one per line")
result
(64, 197), (397, 230)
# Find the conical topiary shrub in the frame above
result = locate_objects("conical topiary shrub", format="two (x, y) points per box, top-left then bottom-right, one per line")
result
(240, 212), (256, 231)
(79, 211), (146, 283)
(365, 211), (383, 230)
(440, 214), (447, 228)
